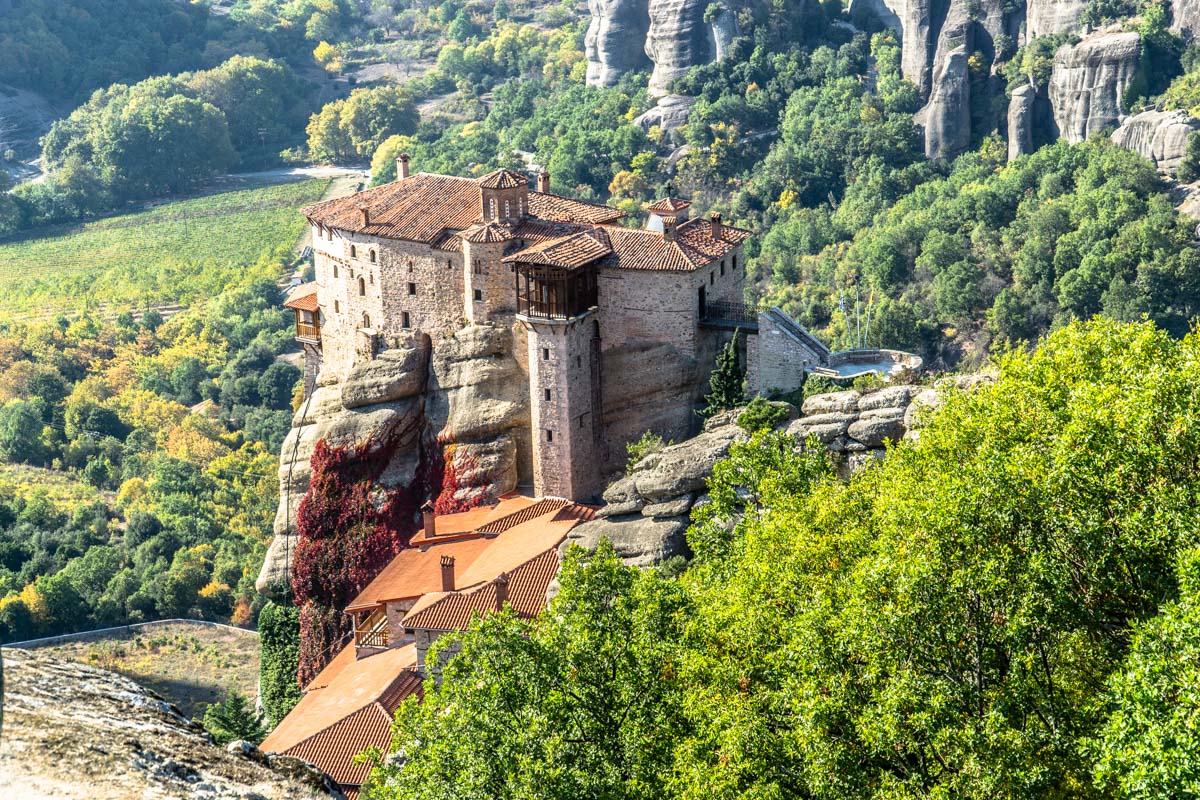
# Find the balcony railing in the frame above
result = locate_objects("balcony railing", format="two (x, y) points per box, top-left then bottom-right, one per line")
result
(355, 607), (389, 649)
(296, 321), (321, 342)
(701, 300), (758, 330)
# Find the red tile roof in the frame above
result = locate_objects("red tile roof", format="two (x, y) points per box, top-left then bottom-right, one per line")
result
(646, 196), (692, 214)
(400, 548), (561, 631)
(283, 282), (319, 311)
(459, 221), (514, 243)
(478, 168), (529, 189)
(285, 703), (392, 787)
(503, 228), (612, 270)
(301, 173), (621, 245)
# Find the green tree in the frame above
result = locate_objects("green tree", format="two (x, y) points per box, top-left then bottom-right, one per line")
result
(700, 332), (744, 418)
(203, 690), (267, 745)
(364, 539), (690, 800)
(0, 399), (48, 465)
(259, 601), (303, 725)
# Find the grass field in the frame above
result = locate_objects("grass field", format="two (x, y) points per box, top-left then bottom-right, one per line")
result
(0, 178), (330, 318)
(0, 463), (117, 509)
(28, 621), (261, 720)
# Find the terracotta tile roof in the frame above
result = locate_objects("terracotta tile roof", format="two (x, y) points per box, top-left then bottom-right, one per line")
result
(459, 221), (514, 243)
(301, 173), (621, 244)
(646, 196), (692, 214)
(596, 218), (752, 272)
(400, 548), (561, 630)
(479, 168), (529, 189)
(285, 703), (392, 787)
(262, 644), (420, 755)
(346, 497), (590, 611)
(503, 228), (612, 269)
(283, 282), (319, 311)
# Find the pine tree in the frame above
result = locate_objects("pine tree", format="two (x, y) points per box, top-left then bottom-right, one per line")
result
(701, 331), (744, 417)
(203, 690), (267, 745)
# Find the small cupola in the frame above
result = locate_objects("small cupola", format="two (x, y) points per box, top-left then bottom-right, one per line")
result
(478, 169), (530, 223)
(644, 192), (691, 233)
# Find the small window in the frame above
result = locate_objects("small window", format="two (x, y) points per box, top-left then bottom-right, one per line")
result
(350, 245), (357, 258)
(334, 300), (340, 313)
(710, 272), (715, 286)
(720, 260), (725, 276)
(578, 415), (585, 428)
(447, 259), (452, 269)
(473, 260), (482, 275)
(369, 273), (374, 285)
(489, 198), (497, 219)
(333, 264), (339, 278)
(733, 254), (738, 270)
(362, 313), (371, 328)
(408, 260), (414, 272)
(358, 277), (366, 296)
(402, 311), (411, 328)
(546, 429), (553, 442)
(576, 355), (582, 367)
(473, 289), (482, 301)
(544, 388), (551, 401)
(542, 348), (550, 360)
(369, 250), (376, 263)
(504, 200), (510, 218)
(407, 282), (417, 296)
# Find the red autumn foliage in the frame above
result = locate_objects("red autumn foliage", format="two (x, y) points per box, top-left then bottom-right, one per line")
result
(298, 601), (352, 687)
(433, 444), (485, 515)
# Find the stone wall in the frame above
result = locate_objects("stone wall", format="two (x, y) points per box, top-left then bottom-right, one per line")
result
(745, 311), (828, 396)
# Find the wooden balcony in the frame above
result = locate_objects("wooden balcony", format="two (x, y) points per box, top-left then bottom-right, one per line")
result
(295, 320), (321, 343)
(355, 607), (389, 649)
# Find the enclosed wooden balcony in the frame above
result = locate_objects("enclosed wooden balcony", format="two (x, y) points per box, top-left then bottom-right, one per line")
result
(355, 606), (389, 649)
(295, 313), (321, 344)
(284, 283), (321, 345)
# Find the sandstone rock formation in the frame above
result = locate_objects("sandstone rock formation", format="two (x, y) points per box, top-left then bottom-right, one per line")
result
(921, 46), (972, 159)
(1026, 0), (1088, 38)
(585, 0), (736, 95)
(1048, 31), (1142, 144)
(0, 648), (336, 799)
(1008, 83), (1038, 161)
(1172, 0), (1200, 35)
(256, 325), (529, 599)
(1111, 109), (1200, 174)
(585, 0), (652, 86)
(633, 94), (697, 132)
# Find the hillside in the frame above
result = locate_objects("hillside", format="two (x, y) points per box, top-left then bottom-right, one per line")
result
(0, 178), (329, 318)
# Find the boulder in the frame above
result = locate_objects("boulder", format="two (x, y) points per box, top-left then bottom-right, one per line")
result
(633, 94), (697, 132)
(565, 514), (689, 567)
(632, 425), (742, 501)
(1008, 83), (1038, 162)
(1111, 109), (1200, 174)
(642, 493), (695, 518)
(801, 390), (860, 416)
(585, 0), (652, 86)
(339, 345), (427, 409)
(1049, 32), (1142, 144)
(787, 412), (854, 444)
(847, 408), (908, 447)
(857, 385), (914, 411)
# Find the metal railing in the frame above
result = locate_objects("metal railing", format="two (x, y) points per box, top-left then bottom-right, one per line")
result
(702, 300), (758, 326)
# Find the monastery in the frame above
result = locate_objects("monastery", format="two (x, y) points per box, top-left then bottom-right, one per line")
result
(286, 156), (830, 501)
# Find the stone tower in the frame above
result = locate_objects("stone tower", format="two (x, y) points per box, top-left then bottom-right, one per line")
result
(460, 222), (516, 324)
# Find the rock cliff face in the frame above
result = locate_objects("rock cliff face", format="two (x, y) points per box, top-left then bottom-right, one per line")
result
(585, 0), (652, 86)
(1172, 0), (1200, 35)
(633, 94), (697, 131)
(1026, 0), (1087, 38)
(1112, 109), (1200, 173)
(0, 648), (336, 799)
(921, 46), (972, 159)
(1008, 83), (1038, 161)
(256, 325), (529, 598)
(585, 0), (736, 96)
(1048, 31), (1142, 144)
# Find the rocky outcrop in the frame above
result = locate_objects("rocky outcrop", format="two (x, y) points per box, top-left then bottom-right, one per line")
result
(585, 0), (652, 86)
(634, 93), (697, 132)
(256, 325), (529, 599)
(921, 46), (972, 159)
(585, 0), (736, 95)
(1048, 31), (1142, 144)
(1008, 83), (1038, 161)
(1172, 0), (1200, 36)
(561, 377), (995, 572)
(1111, 109), (1200, 174)
(1026, 0), (1088, 38)
(0, 648), (337, 799)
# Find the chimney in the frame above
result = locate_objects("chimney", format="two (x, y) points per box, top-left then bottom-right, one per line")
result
(440, 555), (455, 592)
(710, 212), (722, 239)
(421, 499), (435, 539)
(662, 215), (677, 241)
(358, 205), (370, 227)
(494, 572), (509, 610)
(537, 170), (550, 193)
(397, 153), (410, 180)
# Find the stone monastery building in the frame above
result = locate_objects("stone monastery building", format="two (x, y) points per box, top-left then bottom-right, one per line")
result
(288, 157), (822, 500)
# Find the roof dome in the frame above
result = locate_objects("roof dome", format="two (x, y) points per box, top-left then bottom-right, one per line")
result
(478, 169), (529, 189)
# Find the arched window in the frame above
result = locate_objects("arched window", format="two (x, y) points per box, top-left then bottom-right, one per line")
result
(350, 245), (357, 258)
(362, 313), (371, 328)
(504, 200), (510, 219)
(489, 198), (496, 219)
(518, 198), (524, 217)
(369, 249), (376, 263)
(333, 264), (339, 279)
(408, 260), (414, 272)
(358, 277), (366, 296)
